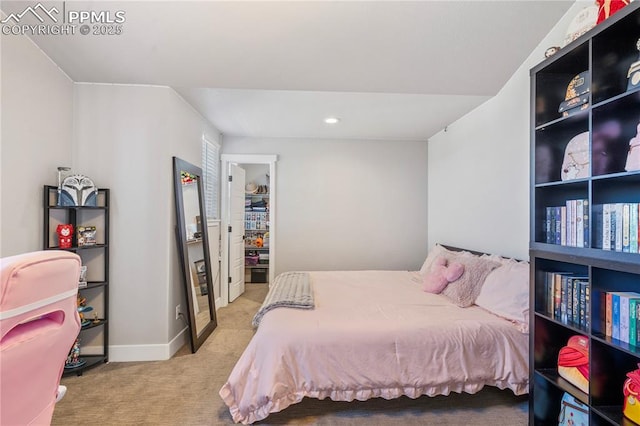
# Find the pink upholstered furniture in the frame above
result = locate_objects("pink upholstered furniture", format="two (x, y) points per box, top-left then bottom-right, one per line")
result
(0, 250), (81, 425)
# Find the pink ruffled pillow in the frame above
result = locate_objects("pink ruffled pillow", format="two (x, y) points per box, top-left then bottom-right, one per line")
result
(423, 256), (465, 293)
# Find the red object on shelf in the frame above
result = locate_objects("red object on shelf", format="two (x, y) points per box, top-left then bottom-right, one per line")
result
(624, 365), (640, 424)
(557, 335), (589, 393)
(56, 224), (73, 248)
(596, 0), (630, 24)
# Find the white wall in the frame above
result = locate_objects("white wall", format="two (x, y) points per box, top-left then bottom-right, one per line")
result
(427, 2), (586, 260)
(243, 163), (270, 188)
(2, 31), (221, 361)
(73, 84), (220, 360)
(223, 137), (428, 273)
(1, 32), (74, 256)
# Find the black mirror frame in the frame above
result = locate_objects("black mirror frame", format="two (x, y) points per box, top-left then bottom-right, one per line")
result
(172, 156), (217, 352)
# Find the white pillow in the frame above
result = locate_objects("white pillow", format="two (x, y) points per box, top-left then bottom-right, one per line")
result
(475, 259), (530, 328)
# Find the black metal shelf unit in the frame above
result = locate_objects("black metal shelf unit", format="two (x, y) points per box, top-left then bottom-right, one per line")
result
(43, 185), (109, 376)
(529, 4), (640, 424)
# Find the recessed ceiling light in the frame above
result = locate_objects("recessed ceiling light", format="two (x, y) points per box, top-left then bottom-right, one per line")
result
(324, 117), (340, 124)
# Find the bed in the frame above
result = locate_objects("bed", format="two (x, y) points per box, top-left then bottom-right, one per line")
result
(219, 246), (530, 424)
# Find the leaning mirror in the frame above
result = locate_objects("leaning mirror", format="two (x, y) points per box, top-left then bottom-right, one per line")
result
(172, 156), (217, 352)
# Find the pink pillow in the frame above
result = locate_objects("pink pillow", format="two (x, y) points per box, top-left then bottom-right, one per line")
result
(423, 256), (465, 293)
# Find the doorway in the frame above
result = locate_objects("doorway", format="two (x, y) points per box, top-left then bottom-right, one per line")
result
(220, 154), (277, 308)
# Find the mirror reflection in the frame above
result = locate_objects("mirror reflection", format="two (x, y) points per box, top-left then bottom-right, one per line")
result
(173, 157), (217, 352)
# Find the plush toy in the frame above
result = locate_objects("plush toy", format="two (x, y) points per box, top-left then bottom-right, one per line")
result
(56, 223), (73, 249)
(596, 0), (630, 24)
(423, 256), (465, 294)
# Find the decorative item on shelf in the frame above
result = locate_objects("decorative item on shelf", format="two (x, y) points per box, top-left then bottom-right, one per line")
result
(626, 121), (640, 172)
(56, 166), (71, 206)
(92, 311), (100, 324)
(624, 364), (640, 424)
(563, 4), (598, 47)
(628, 38), (640, 90)
(596, 0), (630, 25)
(561, 131), (590, 181)
(255, 234), (263, 248)
(558, 71), (590, 117)
(77, 226), (96, 247)
(78, 265), (87, 288)
(544, 46), (561, 58)
(77, 294), (93, 327)
(558, 392), (589, 426)
(56, 223), (74, 249)
(59, 174), (98, 207)
(245, 182), (258, 194)
(180, 170), (196, 185)
(557, 335), (589, 393)
(64, 338), (85, 369)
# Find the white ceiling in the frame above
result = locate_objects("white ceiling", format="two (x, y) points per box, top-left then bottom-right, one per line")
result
(2, 1), (574, 141)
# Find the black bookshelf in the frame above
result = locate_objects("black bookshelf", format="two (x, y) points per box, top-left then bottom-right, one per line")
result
(43, 185), (109, 376)
(530, 4), (640, 424)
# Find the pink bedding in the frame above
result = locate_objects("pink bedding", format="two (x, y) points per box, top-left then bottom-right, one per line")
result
(219, 270), (529, 424)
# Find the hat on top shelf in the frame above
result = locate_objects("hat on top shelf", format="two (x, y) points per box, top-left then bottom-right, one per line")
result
(558, 71), (590, 118)
(245, 182), (258, 194)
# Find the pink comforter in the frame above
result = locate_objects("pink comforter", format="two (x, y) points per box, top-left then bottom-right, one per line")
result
(220, 270), (529, 424)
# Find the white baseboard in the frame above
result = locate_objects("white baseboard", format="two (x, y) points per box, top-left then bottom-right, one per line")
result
(93, 326), (189, 362)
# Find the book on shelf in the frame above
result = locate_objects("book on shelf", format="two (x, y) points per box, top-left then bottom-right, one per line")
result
(583, 199), (589, 249)
(576, 199), (584, 248)
(632, 298), (639, 346)
(624, 203), (631, 253)
(555, 206), (562, 245)
(615, 204), (623, 252)
(603, 204), (611, 251)
(632, 204), (639, 253)
(542, 271), (588, 327)
(597, 203), (640, 253)
(593, 204), (603, 249)
(543, 199), (589, 248)
(606, 292), (613, 337)
(584, 284), (590, 330)
(569, 199), (576, 247)
(561, 206), (567, 246)
(637, 303), (640, 347)
(600, 291), (640, 346)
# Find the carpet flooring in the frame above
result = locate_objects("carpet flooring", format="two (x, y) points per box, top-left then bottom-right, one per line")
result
(52, 283), (528, 425)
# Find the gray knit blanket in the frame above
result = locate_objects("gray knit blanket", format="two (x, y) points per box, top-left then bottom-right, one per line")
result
(252, 272), (314, 328)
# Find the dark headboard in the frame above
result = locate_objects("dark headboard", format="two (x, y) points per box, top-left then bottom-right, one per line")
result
(440, 244), (523, 262)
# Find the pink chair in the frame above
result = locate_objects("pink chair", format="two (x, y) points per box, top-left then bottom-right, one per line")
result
(0, 250), (81, 425)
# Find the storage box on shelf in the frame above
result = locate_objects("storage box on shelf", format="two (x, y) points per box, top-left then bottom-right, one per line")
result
(43, 185), (109, 376)
(530, 4), (640, 425)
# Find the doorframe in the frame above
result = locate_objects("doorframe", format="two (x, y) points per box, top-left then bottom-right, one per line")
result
(220, 154), (277, 307)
